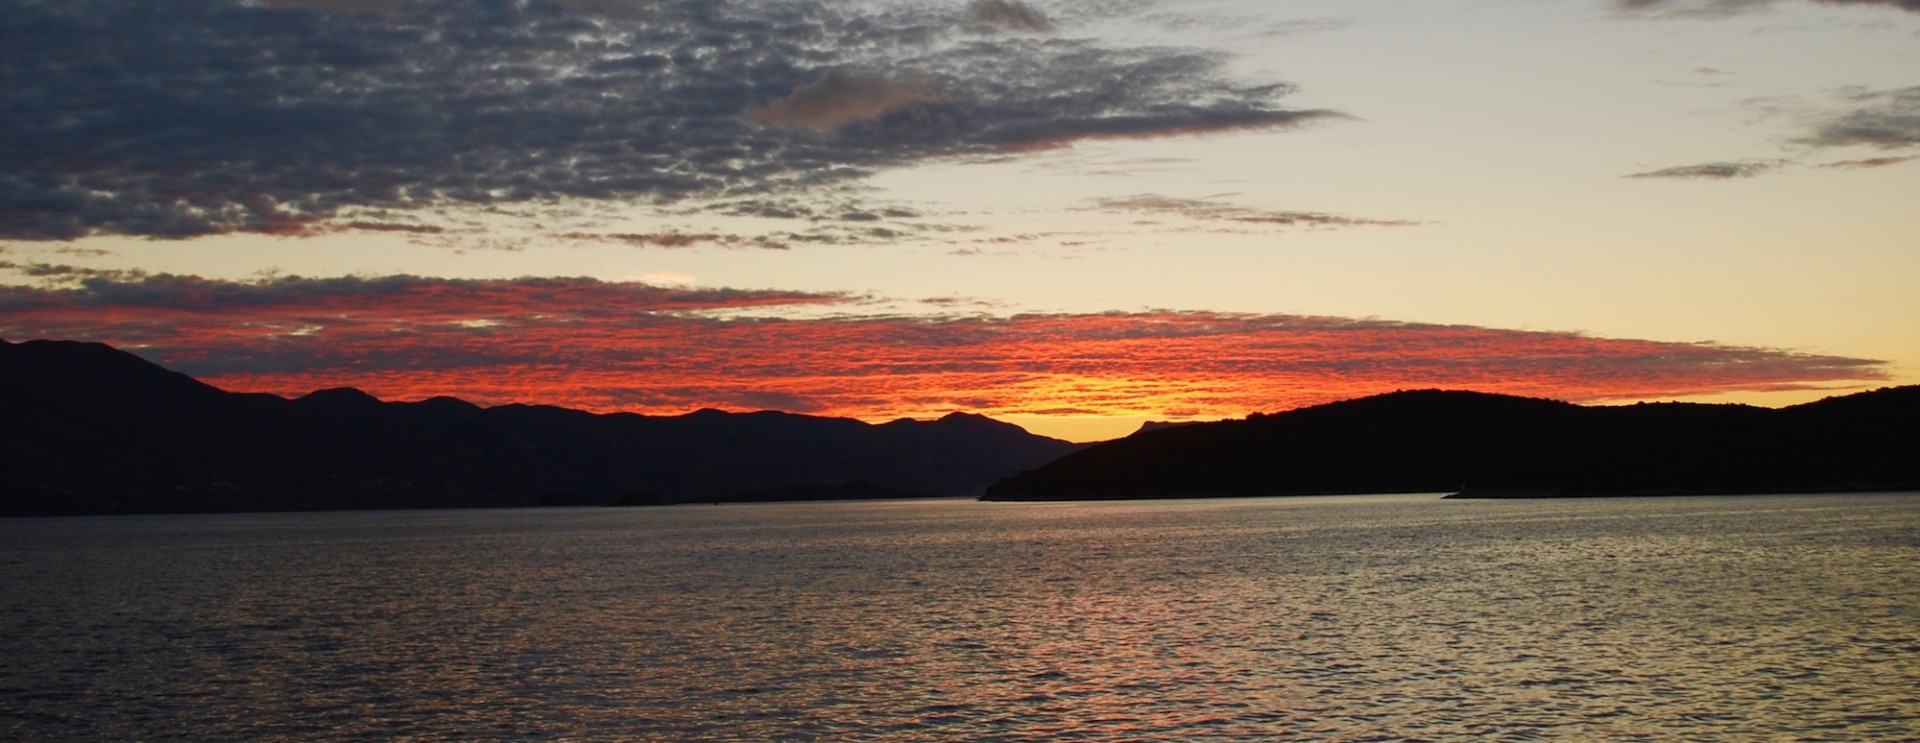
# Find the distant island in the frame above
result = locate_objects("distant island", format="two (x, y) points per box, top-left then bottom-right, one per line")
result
(985, 387), (1920, 501)
(0, 338), (1081, 516)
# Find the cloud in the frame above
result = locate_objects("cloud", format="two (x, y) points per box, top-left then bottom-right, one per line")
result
(731, 390), (825, 413)
(966, 0), (1055, 33)
(1624, 160), (1781, 179)
(1636, 88), (1917, 179)
(1799, 86), (1920, 150)
(1818, 154), (1917, 168)
(1618, 0), (1920, 17)
(0, 0), (1331, 239)
(339, 221), (447, 234)
(1136, 10), (1350, 39)
(0, 261), (148, 282)
(556, 231), (790, 250)
(747, 70), (945, 131)
(260, 0), (417, 15)
(0, 272), (1886, 420)
(0, 270), (841, 316)
(1086, 194), (1416, 228)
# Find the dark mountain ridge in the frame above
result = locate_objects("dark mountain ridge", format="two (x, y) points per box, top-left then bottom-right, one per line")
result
(984, 387), (1920, 500)
(0, 338), (1081, 516)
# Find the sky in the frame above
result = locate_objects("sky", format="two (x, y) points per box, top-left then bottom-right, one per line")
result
(2, 0), (1916, 441)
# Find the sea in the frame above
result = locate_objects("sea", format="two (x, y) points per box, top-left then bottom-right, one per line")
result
(2, 493), (1916, 740)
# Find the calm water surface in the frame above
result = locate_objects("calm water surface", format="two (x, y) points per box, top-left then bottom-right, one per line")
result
(3, 494), (1917, 740)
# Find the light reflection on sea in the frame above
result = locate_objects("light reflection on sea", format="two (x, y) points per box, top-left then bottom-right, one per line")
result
(2, 493), (1917, 740)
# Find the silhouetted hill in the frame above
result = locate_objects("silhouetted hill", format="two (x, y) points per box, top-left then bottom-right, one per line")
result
(1132, 420), (1204, 435)
(983, 388), (1920, 500)
(0, 338), (1081, 516)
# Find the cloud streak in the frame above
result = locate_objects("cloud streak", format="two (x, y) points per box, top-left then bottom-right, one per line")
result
(1624, 160), (1781, 179)
(0, 0), (1332, 239)
(1619, 0), (1920, 17)
(1086, 193), (1416, 228)
(0, 273), (1886, 421)
(556, 231), (792, 250)
(1818, 155), (1917, 168)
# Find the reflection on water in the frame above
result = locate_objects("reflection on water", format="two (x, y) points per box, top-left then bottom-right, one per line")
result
(3, 494), (1917, 740)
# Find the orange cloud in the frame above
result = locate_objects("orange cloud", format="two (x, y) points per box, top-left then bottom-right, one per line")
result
(0, 274), (1886, 422)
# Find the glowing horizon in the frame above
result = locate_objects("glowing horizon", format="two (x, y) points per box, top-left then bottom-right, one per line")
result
(1, 272), (1887, 441)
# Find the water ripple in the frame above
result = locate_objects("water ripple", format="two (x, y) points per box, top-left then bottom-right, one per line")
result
(2, 494), (1917, 740)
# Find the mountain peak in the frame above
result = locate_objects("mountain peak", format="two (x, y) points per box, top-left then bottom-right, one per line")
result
(1133, 420), (1199, 436)
(1, 338), (1083, 515)
(0, 337), (225, 402)
(298, 387), (383, 406)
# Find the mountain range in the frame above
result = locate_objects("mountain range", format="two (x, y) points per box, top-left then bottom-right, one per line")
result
(0, 338), (1080, 516)
(9, 337), (1916, 515)
(985, 387), (1920, 500)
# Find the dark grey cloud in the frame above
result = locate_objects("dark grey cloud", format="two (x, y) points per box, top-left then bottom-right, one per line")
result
(0, 269), (844, 312)
(339, 221), (447, 234)
(0, 261), (144, 281)
(1086, 193), (1415, 228)
(555, 231), (790, 249)
(1619, 0), (1920, 16)
(679, 194), (974, 247)
(1624, 160), (1781, 179)
(1818, 154), (1917, 168)
(1801, 86), (1920, 149)
(731, 390), (825, 413)
(261, 0), (416, 15)
(1839, 0), (1920, 8)
(1632, 87), (1918, 179)
(966, 0), (1054, 33)
(0, 0), (1330, 240)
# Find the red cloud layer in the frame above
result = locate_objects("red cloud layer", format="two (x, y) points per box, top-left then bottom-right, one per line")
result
(1, 274), (1885, 421)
